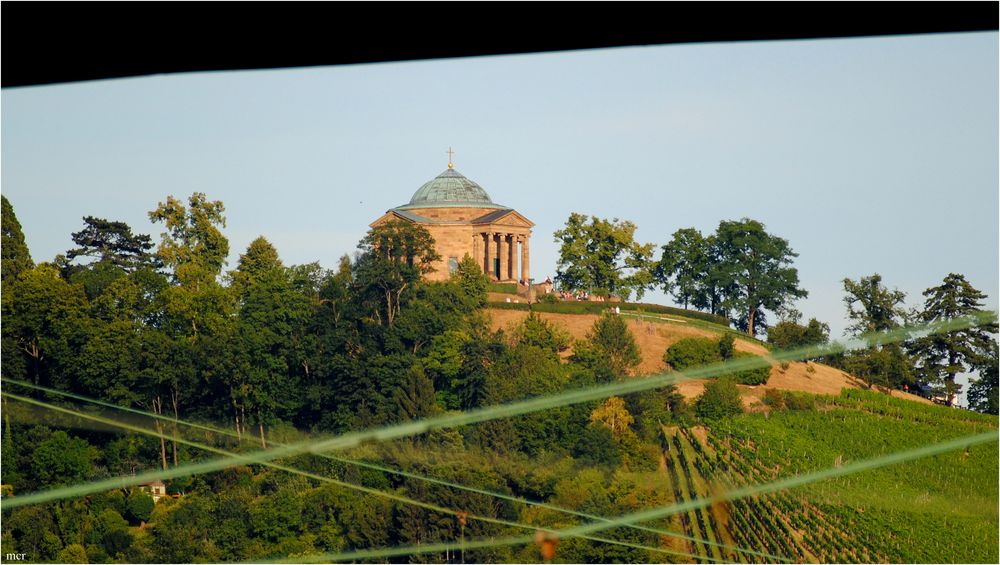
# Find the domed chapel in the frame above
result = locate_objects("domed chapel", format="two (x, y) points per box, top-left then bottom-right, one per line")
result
(369, 153), (534, 283)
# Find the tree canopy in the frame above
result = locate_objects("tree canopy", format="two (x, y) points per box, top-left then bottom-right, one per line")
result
(1, 195), (33, 287)
(553, 213), (654, 301)
(66, 216), (157, 272)
(713, 218), (807, 336)
(908, 274), (998, 406)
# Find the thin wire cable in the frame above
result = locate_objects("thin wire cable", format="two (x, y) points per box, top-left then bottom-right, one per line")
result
(2, 377), (791, 563)
(3, 312), (992, 509)
(262, 430), (998, 563)
(1, 392), (724, 564)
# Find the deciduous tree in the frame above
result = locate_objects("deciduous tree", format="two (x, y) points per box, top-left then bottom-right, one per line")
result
(353, 220), (440, 327)
(654, 227), (714, 310)
(553, 213), (654, 301)
(713, 218), (807, 336)
(839, 274), (914, 391)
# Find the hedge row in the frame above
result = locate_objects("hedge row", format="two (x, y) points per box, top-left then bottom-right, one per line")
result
(487, 300), (730, 327)
(487, 282), (519, 294)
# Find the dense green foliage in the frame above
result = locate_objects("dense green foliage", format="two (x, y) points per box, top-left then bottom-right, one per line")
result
(653, 221), (807, 336)
(553, 213), (655, 301)
(664, 338), (720, 372)
(694, 378), (744, 420)
(908, 273), (998, 406)
(766, 314), (830, 351)
(571, 313), (642, 378)
(2, 193), (996, 564)
(2, 195), (34, 288)
(2, 192), (705, 563)
(664, 337), (771, 385)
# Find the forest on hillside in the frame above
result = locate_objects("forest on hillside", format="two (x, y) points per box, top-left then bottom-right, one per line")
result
(0, 193), (997, 563)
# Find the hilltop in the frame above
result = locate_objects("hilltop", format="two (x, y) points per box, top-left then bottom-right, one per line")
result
(487, 305), (934, 407)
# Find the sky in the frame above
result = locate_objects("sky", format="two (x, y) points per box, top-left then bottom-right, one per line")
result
(3, 32), (997, 362)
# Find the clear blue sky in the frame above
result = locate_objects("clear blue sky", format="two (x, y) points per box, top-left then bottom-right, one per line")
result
(3, 32), (997, 345)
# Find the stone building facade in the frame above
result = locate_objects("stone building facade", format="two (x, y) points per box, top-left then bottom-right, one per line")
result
(370, 166), (533, 282)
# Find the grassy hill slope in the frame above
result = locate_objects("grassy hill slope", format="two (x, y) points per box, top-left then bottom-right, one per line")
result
(487, 308), (932, 407)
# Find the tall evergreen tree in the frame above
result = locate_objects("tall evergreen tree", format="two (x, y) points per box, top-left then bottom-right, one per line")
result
(65, 216), (157, 272)
(1, 195), (33, 287)
(908, 274), (998, 406)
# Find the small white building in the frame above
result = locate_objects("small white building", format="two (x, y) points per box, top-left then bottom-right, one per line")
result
(140, 480), (168, 502)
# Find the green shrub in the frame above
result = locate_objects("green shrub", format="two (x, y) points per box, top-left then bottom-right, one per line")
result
(695, 378), (744, 420)
(718, 333), (736, 360)
(536, 292), (558, 304)
(784, 392), (817, 411)
(727, 351), (771, 385)
(488, 282), (518, 294)
(779, 361), (790, 371)
(665, 337), (721, 371)
(763, 388), (787, 409)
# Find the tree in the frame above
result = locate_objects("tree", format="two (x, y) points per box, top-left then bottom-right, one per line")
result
(654, 227), (712, 310)
(30, 431), (98, 488)
(967, 340), (998, 414)
(695, 378), (744, 420)
(392, 364), (438, 422)
(839, 274), (914, 391)
(553, 213), (654, 301)
(589, 397), (635, 438)
(767, 310), (830, 351)
(65, 216), (157, 272)
(353, 220), (440, 327)
(148, 192), (229, 283)
(511, 311), (571, 360)
(228, 237), (310, 447)
(908, 274), (998, 406)
(713, 218), (807, 336)
(454, 253), (488, 308)
(1, 264), (90, 387)
(126, 489), (155, 525)
(571, 313), (642, 378)
(1, 195), (33, 287)
(148, 193), (232, 461)
(843, 274), (908, 335)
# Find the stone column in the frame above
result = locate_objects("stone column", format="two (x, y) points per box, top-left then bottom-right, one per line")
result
(483, 232), (491, 278)
(473, 232), (481, 272)
(507, 234), (515, 281)
(521, 235), (530, 283)
(498, 233), (508, 282)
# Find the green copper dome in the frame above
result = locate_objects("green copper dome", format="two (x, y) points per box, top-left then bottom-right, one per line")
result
(394, 168), (509, 211)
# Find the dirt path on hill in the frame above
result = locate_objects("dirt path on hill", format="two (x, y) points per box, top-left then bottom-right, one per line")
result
(487, 308), (932, 406)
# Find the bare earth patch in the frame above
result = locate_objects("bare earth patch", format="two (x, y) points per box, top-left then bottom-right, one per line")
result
(487, 308), (932, 406)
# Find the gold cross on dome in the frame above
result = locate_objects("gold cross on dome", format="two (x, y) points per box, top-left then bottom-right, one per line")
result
(447, 147), (455, 169)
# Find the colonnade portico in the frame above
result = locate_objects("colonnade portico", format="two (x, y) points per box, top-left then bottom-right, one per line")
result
(473, 231), (530, 282)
